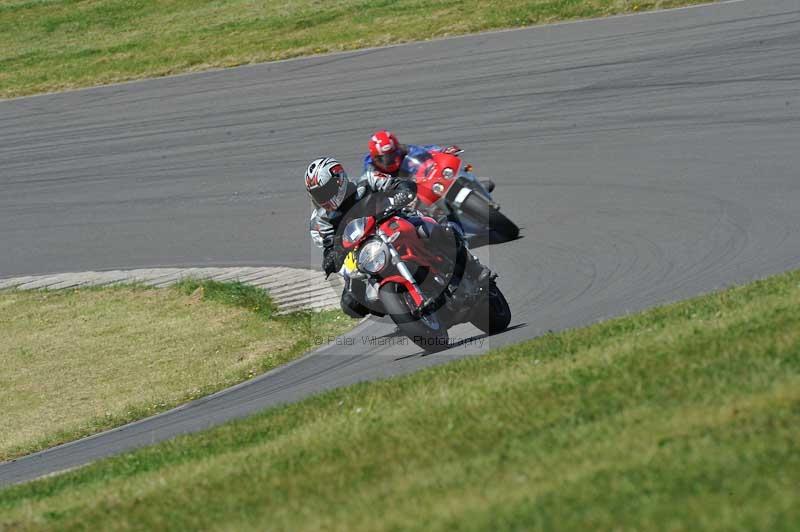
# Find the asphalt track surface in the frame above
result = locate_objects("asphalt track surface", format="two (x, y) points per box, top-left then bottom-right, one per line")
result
(2, 0), (800, 486)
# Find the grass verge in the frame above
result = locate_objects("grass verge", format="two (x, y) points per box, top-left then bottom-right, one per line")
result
(0, 280), (355, 462)
(2, 269), (799, 530)
(1, 0), (714, 99)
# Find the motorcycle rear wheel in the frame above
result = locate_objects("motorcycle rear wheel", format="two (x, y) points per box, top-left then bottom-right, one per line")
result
(460, 192), (520, 242)
(470, 280), (512, 335)
(379, 284), (449, 353)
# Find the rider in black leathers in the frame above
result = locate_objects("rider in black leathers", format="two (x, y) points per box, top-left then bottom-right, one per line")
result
(306, 157), (417, 317)
(305, 157), (489, 319)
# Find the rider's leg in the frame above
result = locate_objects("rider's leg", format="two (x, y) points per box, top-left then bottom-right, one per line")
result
(479, 179), (495, 193)
(459, 171), (495, 195)
(430, 220), (491, 285)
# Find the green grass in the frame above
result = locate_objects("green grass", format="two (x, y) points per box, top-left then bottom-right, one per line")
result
(0, 280), (355, 461)
(0, 0), (713, 98)
(2, 269), (799, 531)
(173, 278), (277, 319)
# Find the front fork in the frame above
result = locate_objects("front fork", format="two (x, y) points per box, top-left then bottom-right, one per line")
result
(361, 230), (428, 311)
(383, 231), (427, 308)
(367, 226), (458, 315)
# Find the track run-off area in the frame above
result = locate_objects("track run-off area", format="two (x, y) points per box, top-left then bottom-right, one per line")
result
(1, 0), (799, 486)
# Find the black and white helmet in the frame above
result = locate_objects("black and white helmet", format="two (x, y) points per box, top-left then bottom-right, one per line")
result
(305, 157), (349, 210)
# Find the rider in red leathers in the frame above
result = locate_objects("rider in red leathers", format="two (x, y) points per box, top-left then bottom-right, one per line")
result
(363, 130), (494, 192)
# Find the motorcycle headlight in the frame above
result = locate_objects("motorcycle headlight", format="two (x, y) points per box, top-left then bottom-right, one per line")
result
(358, 239), (388, 274)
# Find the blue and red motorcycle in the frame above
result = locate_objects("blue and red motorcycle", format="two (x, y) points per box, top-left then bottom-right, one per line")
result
(407, 149), (520, 245)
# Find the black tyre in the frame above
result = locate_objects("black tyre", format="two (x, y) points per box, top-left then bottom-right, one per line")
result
(340, 290), (370, 318)
(341, 279), (385, 318)
(460, 192), (520, 242)
(470, 281), (512, 335)
(379, 284), (449, 353)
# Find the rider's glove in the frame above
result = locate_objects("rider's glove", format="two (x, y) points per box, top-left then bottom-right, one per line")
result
(322, 249), (339, 278)
(441, 145), (463, 155)
(389, 190), (414, 208)
(371, 171), (393, 191)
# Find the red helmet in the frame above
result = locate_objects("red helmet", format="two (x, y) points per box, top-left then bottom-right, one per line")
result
(368, 130), (403, 173)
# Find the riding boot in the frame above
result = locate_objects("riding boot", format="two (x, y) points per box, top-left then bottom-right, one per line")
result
(465, 252), (492, 284)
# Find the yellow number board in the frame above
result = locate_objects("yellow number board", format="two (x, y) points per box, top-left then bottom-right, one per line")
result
(343, 250), (358, 273)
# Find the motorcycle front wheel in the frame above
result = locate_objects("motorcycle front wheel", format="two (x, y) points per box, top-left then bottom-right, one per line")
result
(379, 284), (449, 353)
(460, 191), (520, 243)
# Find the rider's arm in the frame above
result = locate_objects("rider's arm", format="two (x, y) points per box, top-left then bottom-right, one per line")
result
(309, 209), (334, 249)
(362, 153), (374, 173)
(358, 170), (417, 207)
(384, 176), (416, 207)
(310, 209), (345, 277)
(420, 143), (462, 155)
(419, 143), (443, 152)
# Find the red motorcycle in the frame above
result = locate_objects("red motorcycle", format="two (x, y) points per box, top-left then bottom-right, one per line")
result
(338, 194), (512, 352)
(408, 150), (520, 244)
